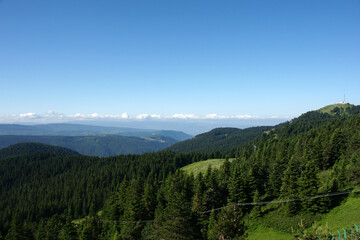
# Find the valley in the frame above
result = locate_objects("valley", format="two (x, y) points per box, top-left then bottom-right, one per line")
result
(1, 104), (360, 239)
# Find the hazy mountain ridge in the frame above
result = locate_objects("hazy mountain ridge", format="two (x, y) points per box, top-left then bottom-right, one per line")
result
(0, 123), (192, 141)
(0, 142), (79, 160)
(0, 123), (192, 157)
(0, 135), (177, 157)
(166, 126), (273, 153)
(1, 104), (360, 239)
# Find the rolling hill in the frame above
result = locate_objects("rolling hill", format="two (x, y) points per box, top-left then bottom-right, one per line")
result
(0, 142), (79, 160)
(2, 103), (360, 239)
(315, 103), (360, 118)
(0, 123), (192, 140)
(0, 135), (177, 157)
(166, 126), (272, 153)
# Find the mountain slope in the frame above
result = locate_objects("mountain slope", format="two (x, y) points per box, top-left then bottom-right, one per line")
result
(0, 123), (192, 140)
(0, 135), (177, 157)
(317, 103), (359, 116)
(0, 142), (79, 160)
(167, 126), (272, 153)
(2, 103), (360, 239)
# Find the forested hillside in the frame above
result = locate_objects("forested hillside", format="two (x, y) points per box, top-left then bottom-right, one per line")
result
(0, 150), (210, 237)
(1, 104), (360, 239)
(0, 135), (177, 157)
(167, 126), (271, 153)
(0, 142), (79, 160)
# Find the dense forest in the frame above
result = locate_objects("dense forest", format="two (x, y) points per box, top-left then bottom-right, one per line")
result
(0, 142), (79, 159)
(1, 104), (360, 239)
(166, 126), (272, 153)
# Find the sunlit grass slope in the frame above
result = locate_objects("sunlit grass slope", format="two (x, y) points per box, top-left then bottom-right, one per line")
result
(180, 158), (235, 175)
(312, 194), (360, 232)
(246, 225), (293, 240)
(317, 103), (354, 115)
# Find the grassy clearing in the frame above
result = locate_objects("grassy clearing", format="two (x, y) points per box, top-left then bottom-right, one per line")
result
(180, 158), (235, 175)
(311, 194), (360, 233)
(246, 225), (293, 240)
(317, 103), (353, 115)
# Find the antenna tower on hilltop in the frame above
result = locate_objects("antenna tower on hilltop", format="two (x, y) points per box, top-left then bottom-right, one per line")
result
(343, 92), (346, 104)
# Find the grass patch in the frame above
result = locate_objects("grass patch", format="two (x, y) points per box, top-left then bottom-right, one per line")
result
(317, 103), (353, 115)
(246, 225), (293, 240)
(180, 158), (235, 175)
(259, 205), (320, 233)
(311, 194), (360, 233)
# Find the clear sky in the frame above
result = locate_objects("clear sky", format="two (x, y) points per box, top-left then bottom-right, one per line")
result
(0, 0), (359, 123)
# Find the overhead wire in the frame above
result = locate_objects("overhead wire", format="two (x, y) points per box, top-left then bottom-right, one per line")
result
(201, 189), (360, 213)
(80, 189), (360, 224)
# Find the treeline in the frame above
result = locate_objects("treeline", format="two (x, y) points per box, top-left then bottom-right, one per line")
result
(0, 150), (212, 237)
(2, 109), (360, 239)
(167, 126), (272, 153)
(0, 142), (79, 159)
(63, 112), (359, 239)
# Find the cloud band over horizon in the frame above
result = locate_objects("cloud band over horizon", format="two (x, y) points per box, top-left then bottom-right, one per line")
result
(0, 111), (290, 123)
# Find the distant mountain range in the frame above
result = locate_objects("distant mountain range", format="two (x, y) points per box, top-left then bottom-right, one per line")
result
(2, 104), (358, 157)
(0, 134), (178, 157)
(0, 123), (192, 156)
(0, 123), (192, 141)
(1, 103), (360, 239)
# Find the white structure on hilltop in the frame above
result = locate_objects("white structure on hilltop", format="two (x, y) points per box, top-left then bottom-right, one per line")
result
(341, 93), (346, 104)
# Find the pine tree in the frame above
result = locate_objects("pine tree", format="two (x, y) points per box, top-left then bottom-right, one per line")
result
(324, 128), (346, 168)
(298, 158), (320, 213)
(207, 209), (216, 240)
(280, 157), (300, 216)
(79, 217), (102, 240)
(151, 171), (199, 240)
(120, 178), (145, 240)
(202, 167), (221, 211)
(142, 181), (157, 220)
(250, 190), (261, 220)
(192, 173), (208, 239)
(228, 166), (247, 205)
(5, 221), (34, 240)
(58, 217), (78, 240)
(207, 206), (245, 240)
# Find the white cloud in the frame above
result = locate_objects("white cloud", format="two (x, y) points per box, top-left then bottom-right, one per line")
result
(136, 114), (150, 119)
(121, 113), (129, 119)
(18, 112), (39, 119)
(168, 113), (199, 119)
(0, 111), (287, 123)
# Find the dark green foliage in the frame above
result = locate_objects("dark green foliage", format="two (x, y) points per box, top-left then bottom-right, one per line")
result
(58, 217), (78, 240)
(78, 217), (102, 240)
(151, 171), (199, 240)
(0, 142), (79, 160)
(0, 151), (207, 235)
(207, 206), (246, 240)
(34, 216), (63, 240)
(298, 158), (320, 213)
(228, 166), (247, 205)
(280, 157), (301, 215)
(167, 126), (272, 154)
(2, 105), (360, 239)
(5, 215), (34, 240)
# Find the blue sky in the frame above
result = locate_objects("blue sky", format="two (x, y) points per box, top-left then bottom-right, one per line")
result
(0, 0), (359, 124)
